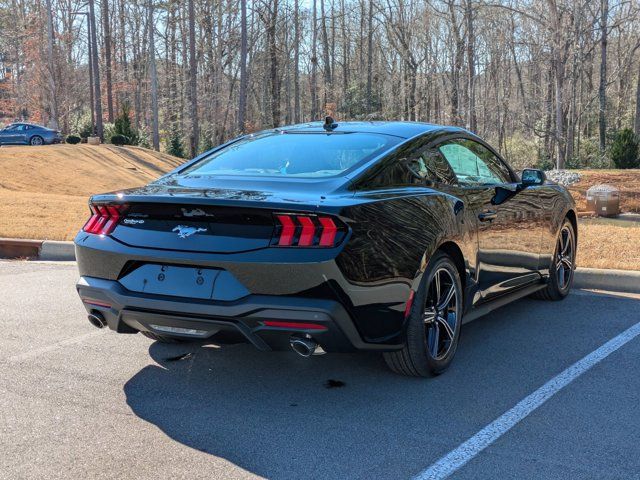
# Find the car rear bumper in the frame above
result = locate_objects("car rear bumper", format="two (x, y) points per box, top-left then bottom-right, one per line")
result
(77, 276), (401, 352)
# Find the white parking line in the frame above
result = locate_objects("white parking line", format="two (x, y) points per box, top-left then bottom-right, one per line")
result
(6, 330), (106, 363)
(413, 320), (640, 480)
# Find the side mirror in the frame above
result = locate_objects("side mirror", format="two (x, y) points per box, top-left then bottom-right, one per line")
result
(520, 169), (546, 186)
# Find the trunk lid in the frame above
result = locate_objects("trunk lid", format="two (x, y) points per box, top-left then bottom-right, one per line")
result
(94, 175), (345, 254)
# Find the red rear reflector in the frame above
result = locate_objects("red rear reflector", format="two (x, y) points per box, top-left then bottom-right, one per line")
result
(276, 215), (295, 246)
(82, 297), (112, 308)
(82, 204), (128, 235)
(318, 217), (338, 246)
(297, 216), (315, 246)
(404, 289), (415, 318)
(262, 320), (327, 331)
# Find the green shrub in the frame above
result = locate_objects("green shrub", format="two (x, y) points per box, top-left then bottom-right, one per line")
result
(110, 134), (130, 146)
(570, 137), (602, 169)
(610, 129), (639, 169)
(113, 102), (139, 145)
(78, 119), (94, 139)
(135, 126), (150, 149)
(102, 122), (116, 144)
(166, 126), (186, 158)
(65, 134), (81, 145)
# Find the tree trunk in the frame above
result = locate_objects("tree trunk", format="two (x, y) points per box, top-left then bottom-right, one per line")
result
(293, 0), (301, 123)
(44, 0), (58, 129)
(87, 14), (95, 133)
(101, 0), (114, 122)
(465, 0), (477, 132)
(634, 59), (640, 136)
(88, 0), (103, 139)
(148, 0), (159, 151)
(554, 57), (565, 169)
(187, 0), (199, 156)
(268, 0), (280, 127)
(320, 0), (332, 107)
(238, 0), (248, 132)
(598, 0), (608, 153)
(310, 0), (319, 119)
(366, 0), (373, 114)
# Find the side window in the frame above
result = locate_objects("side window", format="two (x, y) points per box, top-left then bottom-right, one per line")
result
(356, 146), (456, 189)
(414, 149), (457, 185)
(15, 124), (26, 131)
(439, 139), (512, 186)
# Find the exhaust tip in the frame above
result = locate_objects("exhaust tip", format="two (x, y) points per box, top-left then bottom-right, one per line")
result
(88, 311), (107, 329)
(290, 336), (318, 357)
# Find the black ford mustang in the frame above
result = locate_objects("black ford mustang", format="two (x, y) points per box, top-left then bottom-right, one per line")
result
(75, 121), (577, 377)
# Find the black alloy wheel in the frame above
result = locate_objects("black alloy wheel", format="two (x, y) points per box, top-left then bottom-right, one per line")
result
(384, 251), (462, 377)
(532, 218), (576, 301)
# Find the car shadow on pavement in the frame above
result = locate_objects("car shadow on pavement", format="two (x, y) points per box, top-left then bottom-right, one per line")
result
(122, 293), (640, 480)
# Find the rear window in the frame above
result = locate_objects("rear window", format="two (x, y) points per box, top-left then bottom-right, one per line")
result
(181, 132), (400, 178)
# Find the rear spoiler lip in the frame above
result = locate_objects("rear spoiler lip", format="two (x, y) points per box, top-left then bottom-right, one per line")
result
(89, 193), (324, 215)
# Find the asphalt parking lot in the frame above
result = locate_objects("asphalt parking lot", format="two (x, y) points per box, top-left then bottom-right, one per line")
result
(2, 260), (640, 480)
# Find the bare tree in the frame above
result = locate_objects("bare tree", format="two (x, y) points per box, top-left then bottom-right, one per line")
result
(44, 0), (58, 129)
(148, 0), (159, 150)
(238, 0), (248, 132)
(101, 0), (114, 122)
(88, 0), (103, 139)
(598, 0), (608, 154)
(187, 0), (198, 155)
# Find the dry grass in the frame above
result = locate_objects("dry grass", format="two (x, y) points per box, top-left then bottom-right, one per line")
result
(577, 221), (640, 270)
(569, 169), (640, 214)
(0, 144), (182, 240)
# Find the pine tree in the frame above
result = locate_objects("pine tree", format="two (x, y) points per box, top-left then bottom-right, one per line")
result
(166, 125), (186, 158)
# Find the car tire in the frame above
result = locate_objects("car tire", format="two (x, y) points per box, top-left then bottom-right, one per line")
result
(30, 136), (44, 146)
(140, 331), (189, 343)
(383, 251), (463, 377)
(531, 218), (576, 301)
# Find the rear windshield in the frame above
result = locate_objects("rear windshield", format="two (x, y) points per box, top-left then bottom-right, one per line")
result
(181, 131), (400, 178)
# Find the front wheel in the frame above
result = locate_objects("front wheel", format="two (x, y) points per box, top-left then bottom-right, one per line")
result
(532, 218), (576, 301)
(30, 136), (44, 146)
(383, 252), (463, 377)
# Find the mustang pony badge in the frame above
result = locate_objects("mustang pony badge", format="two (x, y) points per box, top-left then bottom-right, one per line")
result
(172, 225), (207, 239)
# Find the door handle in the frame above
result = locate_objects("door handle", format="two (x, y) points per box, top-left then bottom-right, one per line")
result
(478, 211), (497, 222)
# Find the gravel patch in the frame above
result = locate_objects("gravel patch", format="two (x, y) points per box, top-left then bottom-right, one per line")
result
(545, 170), (582, 186)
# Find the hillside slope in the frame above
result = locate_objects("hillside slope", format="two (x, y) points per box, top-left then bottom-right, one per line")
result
(0, 144), (184, 240)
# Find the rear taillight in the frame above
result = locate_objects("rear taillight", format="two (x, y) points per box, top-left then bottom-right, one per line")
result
(82, 203), (128, 235)
(272, 213), (346, 248)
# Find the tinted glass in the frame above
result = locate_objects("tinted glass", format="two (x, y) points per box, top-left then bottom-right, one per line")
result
(183, 132), (400, 178)
(438, 139), (511, 185)
(412, 149), (457, 185)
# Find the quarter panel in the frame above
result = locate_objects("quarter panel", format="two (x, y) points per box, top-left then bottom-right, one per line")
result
(334, 190), (474, 342)
(538, 184), (576, 274)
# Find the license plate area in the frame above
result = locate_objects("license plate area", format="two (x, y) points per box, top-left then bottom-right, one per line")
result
(119, 264), (250, 301)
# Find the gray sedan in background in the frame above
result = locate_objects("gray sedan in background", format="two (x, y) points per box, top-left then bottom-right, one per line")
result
(0, 122), (63, 146)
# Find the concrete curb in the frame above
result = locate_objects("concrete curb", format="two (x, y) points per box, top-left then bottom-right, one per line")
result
(0, 238), (75, 261)
(39, 240), (76, 261)
(0, 238), (42, 259)
(573, 268), (640, 294)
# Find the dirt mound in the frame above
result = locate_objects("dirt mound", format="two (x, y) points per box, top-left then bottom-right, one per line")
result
(0, 144), (183, 240)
